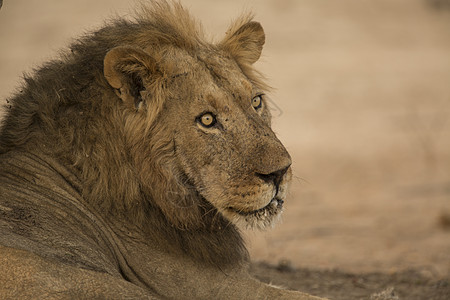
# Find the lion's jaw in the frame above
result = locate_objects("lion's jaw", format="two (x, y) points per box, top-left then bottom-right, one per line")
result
(199, 164), (293, 230)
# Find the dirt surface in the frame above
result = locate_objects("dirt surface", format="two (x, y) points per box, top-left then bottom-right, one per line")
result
(0, 1), (449, 299)
(250, 261), (450, 300)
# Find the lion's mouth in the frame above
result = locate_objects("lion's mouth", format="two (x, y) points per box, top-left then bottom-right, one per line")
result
(229, 198), (284, 217)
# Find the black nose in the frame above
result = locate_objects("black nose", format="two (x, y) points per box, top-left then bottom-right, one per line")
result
(256, 165), (290, 187)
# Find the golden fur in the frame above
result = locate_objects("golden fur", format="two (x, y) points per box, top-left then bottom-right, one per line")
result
(0, 1), (326, 299)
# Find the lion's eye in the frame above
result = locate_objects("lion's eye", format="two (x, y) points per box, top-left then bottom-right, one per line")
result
(252, 95), (263, 110)
(198, 112), (216, 128)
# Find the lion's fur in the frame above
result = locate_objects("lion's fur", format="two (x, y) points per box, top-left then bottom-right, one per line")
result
(0, 0), (252, 267)
(0, 1), (325, 299)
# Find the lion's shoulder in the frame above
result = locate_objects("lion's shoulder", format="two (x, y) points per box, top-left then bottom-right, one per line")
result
(0, 245), (154, 299)
(0, 151), (120, 274)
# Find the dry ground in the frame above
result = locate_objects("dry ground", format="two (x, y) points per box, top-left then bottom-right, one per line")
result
(1, 1), (449, 299)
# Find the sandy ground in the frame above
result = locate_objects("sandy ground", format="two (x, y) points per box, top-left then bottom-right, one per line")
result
(1, 0), (449, 298)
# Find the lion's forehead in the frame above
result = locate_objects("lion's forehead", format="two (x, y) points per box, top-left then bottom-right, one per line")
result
(199, 55), (248, 86)
(168, 48), (252, 92)
(161, 47), (258, 120)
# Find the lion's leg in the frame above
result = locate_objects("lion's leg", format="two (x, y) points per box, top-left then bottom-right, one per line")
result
(0, 245), (156, 299)
(224, 275), (329, 300)
(260, 285), (329, 300)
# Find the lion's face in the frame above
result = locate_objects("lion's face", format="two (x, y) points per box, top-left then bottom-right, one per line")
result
(104, 20), (291, 229)
(160, 52), (291, 229)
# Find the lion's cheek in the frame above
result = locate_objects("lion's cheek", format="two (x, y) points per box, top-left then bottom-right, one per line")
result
(227, 184), (275, 211)
(199, 170), (275, 212)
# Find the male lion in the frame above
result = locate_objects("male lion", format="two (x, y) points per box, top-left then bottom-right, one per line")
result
(0, 2), (325, 299)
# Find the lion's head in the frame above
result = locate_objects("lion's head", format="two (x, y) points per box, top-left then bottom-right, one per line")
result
(0, 2), (291, 233)
(101, 5), (292, 231)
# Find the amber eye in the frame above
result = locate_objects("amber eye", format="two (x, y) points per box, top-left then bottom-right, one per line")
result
(252, 95), (263, 110)
(198, 112), (216, 128)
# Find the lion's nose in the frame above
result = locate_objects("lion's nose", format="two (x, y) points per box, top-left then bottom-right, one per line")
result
(256, 164), (291, 187)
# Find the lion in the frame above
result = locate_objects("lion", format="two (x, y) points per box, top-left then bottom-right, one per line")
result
(0, 1), (326, 299)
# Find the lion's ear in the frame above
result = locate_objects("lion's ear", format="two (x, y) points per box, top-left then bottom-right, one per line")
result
(220, 20), (265, 65)
(104, 46), (158, 109)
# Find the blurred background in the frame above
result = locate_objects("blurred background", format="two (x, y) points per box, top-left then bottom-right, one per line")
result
(1, 0), (449, 278)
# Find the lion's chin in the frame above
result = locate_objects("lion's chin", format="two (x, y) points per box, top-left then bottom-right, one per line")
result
(225, 198), (284, 230)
